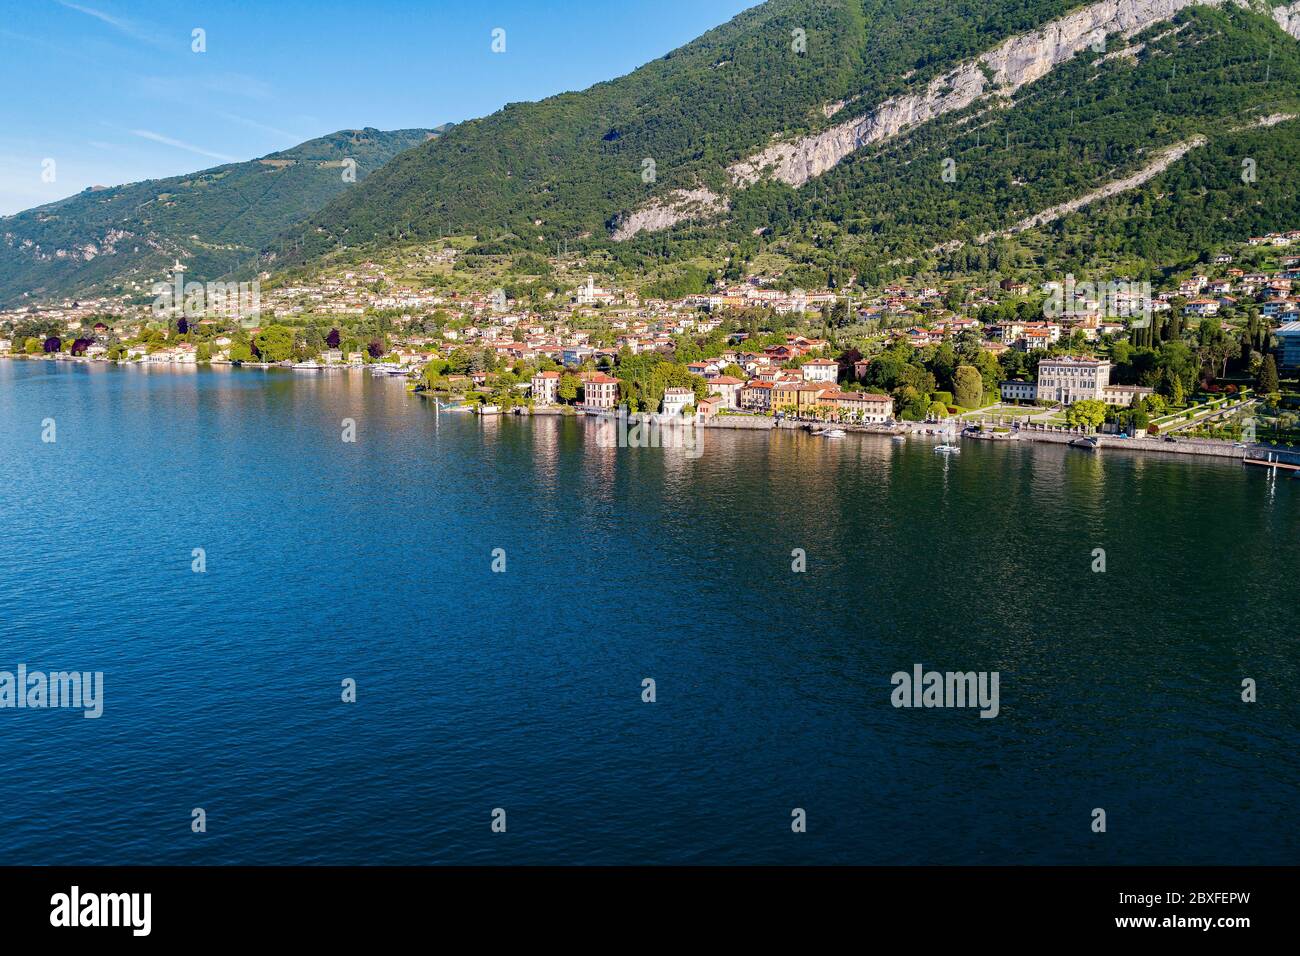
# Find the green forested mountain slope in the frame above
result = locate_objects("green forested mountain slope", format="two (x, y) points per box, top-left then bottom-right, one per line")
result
(277, 0), (1300, 283)
(716, 4), (1300, 286)
(1006, 116), (1300, 280)
(0, 127), (441, 303)
(281, 0), (1088, 254)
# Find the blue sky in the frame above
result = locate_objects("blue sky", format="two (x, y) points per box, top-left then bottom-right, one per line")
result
(0, 0), (757, 215)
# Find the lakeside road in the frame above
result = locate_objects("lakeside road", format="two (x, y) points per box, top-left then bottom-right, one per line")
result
(571, 405), (1300, 468)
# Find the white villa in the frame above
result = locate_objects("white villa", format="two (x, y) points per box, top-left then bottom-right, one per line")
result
(1003, 357), (1154, 406)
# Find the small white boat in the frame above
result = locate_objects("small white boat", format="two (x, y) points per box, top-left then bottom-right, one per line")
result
(292, 361), (323, 370)
(933, 444), (961, 454)
(820, 428), (847, 438)
(891, 434), (906, 443)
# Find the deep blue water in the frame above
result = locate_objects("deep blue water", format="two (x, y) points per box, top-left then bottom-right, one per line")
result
(0, 360), (1296, 864)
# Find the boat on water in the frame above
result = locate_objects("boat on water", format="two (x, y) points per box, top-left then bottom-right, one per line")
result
(820, 428), (847, 439)
(1069, 436), (1101, 451)
(933, 444), (961, 455)
(891, 434), (907, 443)
(291, 361), (323, 371)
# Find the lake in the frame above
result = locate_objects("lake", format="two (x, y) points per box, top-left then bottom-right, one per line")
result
(0, 360), (1296, 864)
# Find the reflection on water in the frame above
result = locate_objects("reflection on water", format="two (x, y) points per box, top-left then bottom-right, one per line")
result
(0, 363), (1295, 865)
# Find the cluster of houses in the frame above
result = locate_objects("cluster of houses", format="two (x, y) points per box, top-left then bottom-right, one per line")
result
(1175, 257), (1300, 325)
(530, 336), (896, 421)
(5, 231), (1300, 400)
(1245, 231), (1300, 248)
(281, 246), (1294, 366)
(530, 351), (1151, 418)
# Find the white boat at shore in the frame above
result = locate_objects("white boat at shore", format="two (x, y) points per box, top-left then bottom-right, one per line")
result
(292, 361), (323, 370)
(819, 428), (847, 438)
(933, 444), (961, 455)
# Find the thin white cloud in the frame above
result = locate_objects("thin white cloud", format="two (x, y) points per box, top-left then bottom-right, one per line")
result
(54, 0), (171, 49)
(129, 129), (237, 163)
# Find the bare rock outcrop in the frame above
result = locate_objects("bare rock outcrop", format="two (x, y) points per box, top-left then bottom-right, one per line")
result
(615, 0), (1297, 240)
(1274, 2), (1300, 38)
(610, 188), (726, 242)
(729, 0), (1228, 188)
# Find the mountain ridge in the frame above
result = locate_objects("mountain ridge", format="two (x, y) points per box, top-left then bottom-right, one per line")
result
(271, 0), (1300, 279)
(6, 0), (1300, 302)
(0, 126), (445, 303)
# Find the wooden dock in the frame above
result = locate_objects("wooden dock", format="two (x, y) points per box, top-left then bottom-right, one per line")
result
(1243, 454), (1300, 471)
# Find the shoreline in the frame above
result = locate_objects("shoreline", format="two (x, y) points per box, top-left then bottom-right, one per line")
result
(566, 406), (1300, 469)
(9, 355), (1299, 470)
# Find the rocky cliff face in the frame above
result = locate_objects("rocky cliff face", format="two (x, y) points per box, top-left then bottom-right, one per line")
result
(1275, 2), (1300, 37)
(610, 188), (726, 241)
(612, 0), (1295, 241)
(729, 0), (1227, 188)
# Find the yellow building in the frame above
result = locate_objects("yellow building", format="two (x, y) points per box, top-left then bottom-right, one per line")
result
(772, 382), (836, 413)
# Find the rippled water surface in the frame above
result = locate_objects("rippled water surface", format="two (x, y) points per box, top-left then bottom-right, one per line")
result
(0, 362), (1296, 864)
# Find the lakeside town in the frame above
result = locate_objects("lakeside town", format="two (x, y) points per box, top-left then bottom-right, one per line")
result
(4, 229), (1300, 458)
